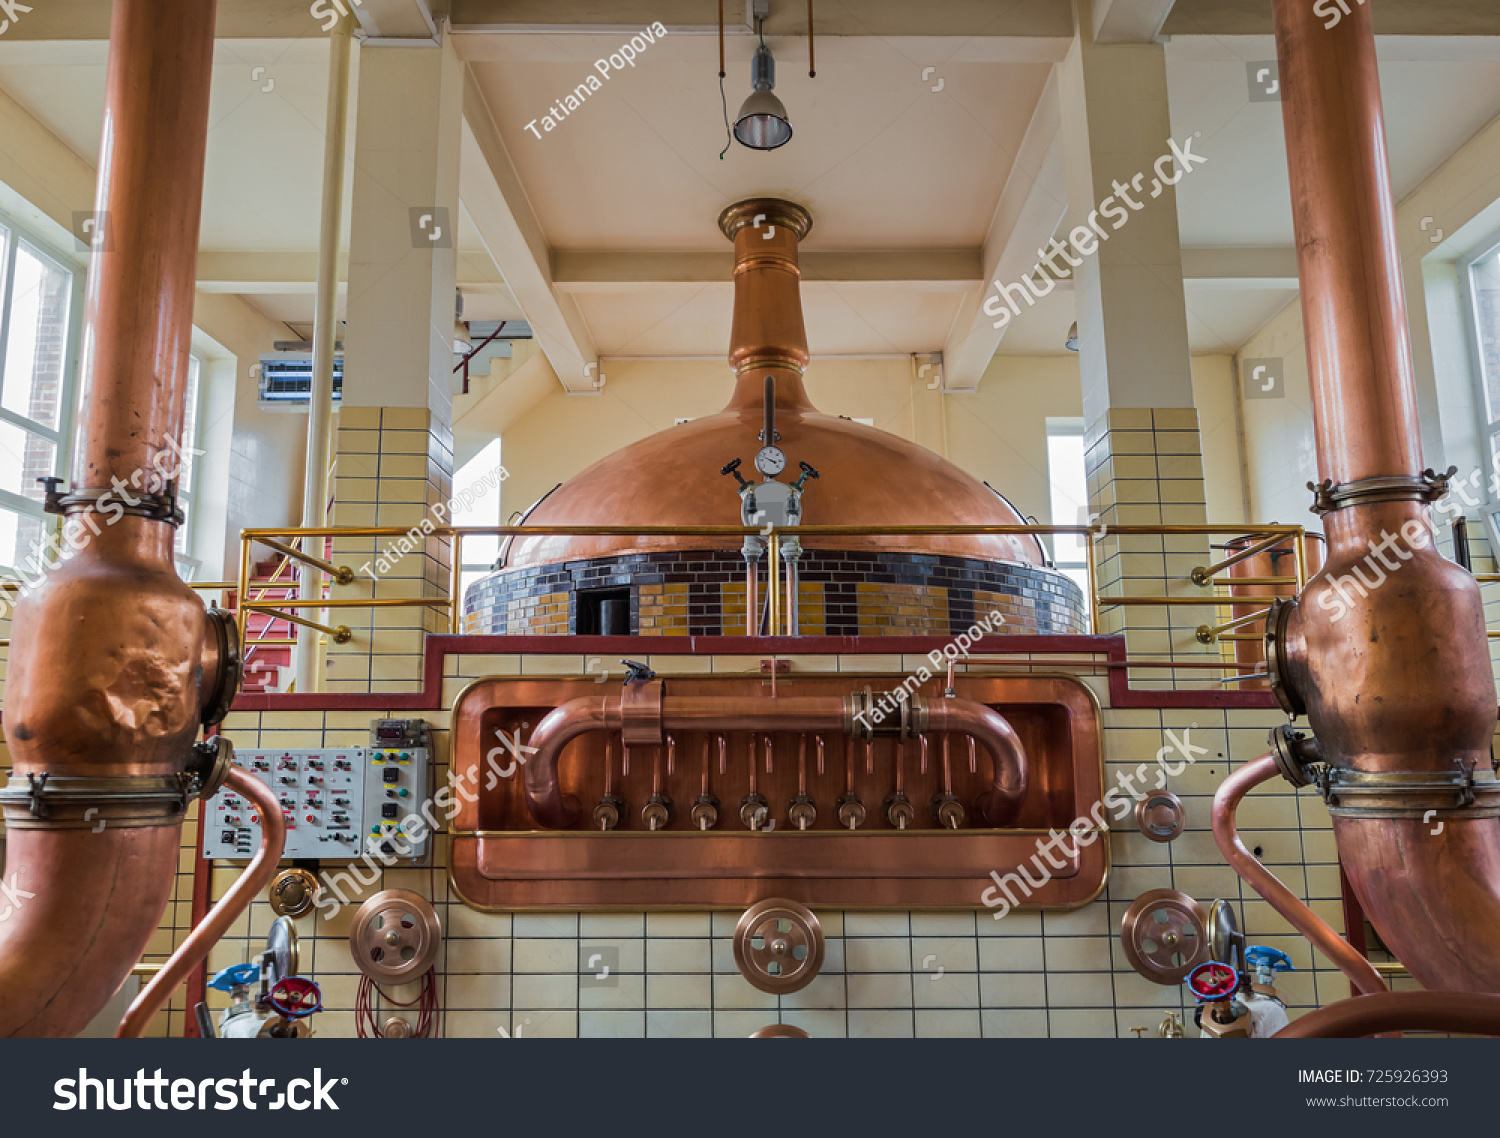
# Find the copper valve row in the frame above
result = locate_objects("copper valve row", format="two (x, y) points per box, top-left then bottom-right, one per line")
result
(565, 727), (982, 833)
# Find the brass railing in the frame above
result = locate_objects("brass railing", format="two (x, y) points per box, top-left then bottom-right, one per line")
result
(231, 522), (1318, 675)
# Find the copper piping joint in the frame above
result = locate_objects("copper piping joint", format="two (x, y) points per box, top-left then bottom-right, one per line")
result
(931, 734), (964, 829)
(0, 0), (241, 1039)
(837, 737), (865, 830)
(520, 683), (1030, 831)
(1265, 0), (1500, 993)
(1213, 749), (1385, 996)
(741, 732), (769, 830)
(884, 740), (914, 830)
(641, 737), (673, 831)
(118, 766), (285, 1037)
(691, 736), (721, 830)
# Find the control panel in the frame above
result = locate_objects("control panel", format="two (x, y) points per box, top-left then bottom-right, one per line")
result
(203, 720), (431, 862)
(365, 719), (432, 861)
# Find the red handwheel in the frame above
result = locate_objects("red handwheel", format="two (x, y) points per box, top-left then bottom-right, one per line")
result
(1187, 961), (1239, 1002)
(268, 976), (323, 1019)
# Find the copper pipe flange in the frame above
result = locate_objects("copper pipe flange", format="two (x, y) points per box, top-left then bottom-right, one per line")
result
(186, 736), (236, 800)
(268, 868), (321, 918)
(1319, 766), (1500, 818)
(717, 198), (813, 242)
(1307, 466), (1457, 515)
(199, 608), (242, 727)
(0, 773), (196, 829)
(1268, 723), (1320, 788)
(1263, 598), (1304, 717)
(733, 898), (825, 994)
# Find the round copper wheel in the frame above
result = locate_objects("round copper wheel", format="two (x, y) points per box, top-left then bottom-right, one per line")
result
(1120, 888), (1209, 985)
(733, 898), (825, 994)
(348, 890), (442, 984)
(1135, 790), (1185, 843)
(750, 1024), (810, 1038)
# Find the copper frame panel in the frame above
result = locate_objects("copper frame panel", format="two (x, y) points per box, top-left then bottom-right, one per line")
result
(448, 672), (1106, 911)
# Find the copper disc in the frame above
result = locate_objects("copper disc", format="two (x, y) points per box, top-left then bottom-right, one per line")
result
(750, 1024), (810, 1038)
(348, 890), (442, 984)
(733, 898), (825, 994)
(1135, 791), (1185, 843)
(1120, 888), (1208, 985)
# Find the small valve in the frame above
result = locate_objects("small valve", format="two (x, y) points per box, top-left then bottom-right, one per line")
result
(884, 793), (915, 831)
(788, 794), (817, 831)
(641, 794), (673, 832)
(721, 458), (751, 490)
(740, 792), (770, 830)
(593, 794), (625, 832)
(791, 461), (820, 492)
(691, 795), (720, 831)
(836, 793), (866, 830)
(930, 794), (965, 830)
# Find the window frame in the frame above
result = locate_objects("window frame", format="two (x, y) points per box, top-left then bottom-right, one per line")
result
(1044, 417), (1092, 629)
(1457, 228), (1500, 552)
(0, 210), (85, 577)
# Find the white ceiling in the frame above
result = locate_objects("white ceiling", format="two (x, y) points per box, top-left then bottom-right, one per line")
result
(0, 24), (1495, 361)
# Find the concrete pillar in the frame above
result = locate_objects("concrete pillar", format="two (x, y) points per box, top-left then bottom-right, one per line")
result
(1060, 1), (1214, 683)
(327, 33), (462, 694)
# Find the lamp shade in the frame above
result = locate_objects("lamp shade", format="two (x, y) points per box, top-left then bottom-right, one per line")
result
(734, 88), (792, 149)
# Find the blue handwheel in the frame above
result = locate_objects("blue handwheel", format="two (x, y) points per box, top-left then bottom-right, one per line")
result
(207, 962), (259, 992)
(1246, 945), (1294, 972)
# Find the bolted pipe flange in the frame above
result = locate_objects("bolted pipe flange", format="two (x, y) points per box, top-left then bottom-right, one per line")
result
(690, 794), (720, 831)
(593, 793), (624, 831)
(835, 793), (866, 830)
(199, 607), (241, 727)
(1268, 723), (1321, 788)
(186, 735), (235, 801)
(788, 794), (817, 831)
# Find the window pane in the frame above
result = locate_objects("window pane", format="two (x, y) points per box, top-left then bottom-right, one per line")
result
(0, 419), (55, 503)
(1046, 432), (1088, 564)
(179, 355), (200, 495)
(0, 507), (45, 577)
(2, 242), (72, 431)
(454, 439), (504, 567)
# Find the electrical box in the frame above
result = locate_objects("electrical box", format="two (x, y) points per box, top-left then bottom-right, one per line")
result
(203, 720), (431, 862)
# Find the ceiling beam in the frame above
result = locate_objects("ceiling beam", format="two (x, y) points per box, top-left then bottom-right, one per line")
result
(459, 65), (599, 394)
(1091, 0), (1177, 43)
(1180, 246), (1300, 289)
(194, 250), (504, 293)
(353, 0), (439, 40)
(941, 68), (1067, 392)
(550, 249), (981, 289)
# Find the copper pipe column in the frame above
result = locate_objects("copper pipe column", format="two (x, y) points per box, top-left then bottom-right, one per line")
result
(1268, 0), (1500, 993)
(0, 0), (230, 1038)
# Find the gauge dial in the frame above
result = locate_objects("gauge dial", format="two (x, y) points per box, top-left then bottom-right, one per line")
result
(754, 446), (787, 476)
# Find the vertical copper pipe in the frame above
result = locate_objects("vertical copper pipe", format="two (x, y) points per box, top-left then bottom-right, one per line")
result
(118, 769), (286, 1037)
(1212, 756), (1385, 996)
(745, 558), (758, 635)
(1271, 0), (1500, 993)
(0, 0), (222, 1038)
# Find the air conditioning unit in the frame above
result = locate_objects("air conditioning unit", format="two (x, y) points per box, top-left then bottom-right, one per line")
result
(257, 353), (345, 406)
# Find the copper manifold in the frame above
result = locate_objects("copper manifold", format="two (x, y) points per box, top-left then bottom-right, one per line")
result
(521, 680), (1028, 830)
(1258, 0), (1500, 995)
(0, 0), (244, 1037)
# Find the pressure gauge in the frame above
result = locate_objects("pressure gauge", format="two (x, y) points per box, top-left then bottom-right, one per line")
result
(754, 446), (786, 476)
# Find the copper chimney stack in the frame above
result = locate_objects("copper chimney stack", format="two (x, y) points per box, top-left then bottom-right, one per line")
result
(0, 0), (243, 1036)
(1266, 0), (1500, 993)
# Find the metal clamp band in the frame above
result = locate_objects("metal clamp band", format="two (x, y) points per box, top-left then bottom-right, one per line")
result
(1307, 466), (1457, 516)
(40, 479), (184, 526)
(1317, 763), (1500, 818)
(0, 773), (195, 830)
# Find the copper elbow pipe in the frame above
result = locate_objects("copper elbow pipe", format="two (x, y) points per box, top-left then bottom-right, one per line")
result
(1213, 755), (1386, 996)
(520, 689), (1028, 830)
(117, 768), (285, 1037)
(1275, 992), (1500, 1039)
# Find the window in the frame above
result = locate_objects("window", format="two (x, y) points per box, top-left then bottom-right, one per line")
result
(1460, 237), (1500, 547)
(454, 439), (506, 614)
(173, 353), (203, 575)
(1046, 419), (1092, 626)
(0, 215), (79, 579)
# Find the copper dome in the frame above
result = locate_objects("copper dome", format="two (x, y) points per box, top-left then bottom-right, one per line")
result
(503, 198), (1046, 572)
